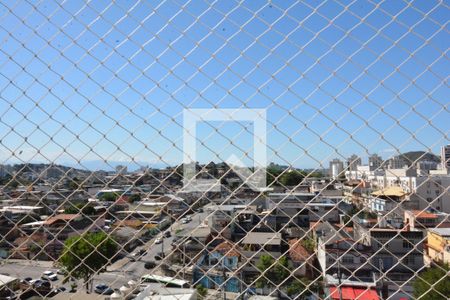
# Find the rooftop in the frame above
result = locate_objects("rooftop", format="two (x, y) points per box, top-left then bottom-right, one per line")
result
(242, 232), (281, 245)
(44, 214), (81, 225)
(50, 291), (104, 300)
(429, 227), (450, 237)
(206, 205), (255, 212)
(288, 239), (310, 262)
(188, 226), (211, 238)
(372, 186), (407, 198)
(411, 210), (438, 219)
(0, 274), (18, 285)
(329, 286), (379, 300)
(214, 241), (241, 257)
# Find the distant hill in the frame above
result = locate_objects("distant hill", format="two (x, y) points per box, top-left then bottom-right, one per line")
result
(12, 163), (91, 175)
(392, 151), (440, 166)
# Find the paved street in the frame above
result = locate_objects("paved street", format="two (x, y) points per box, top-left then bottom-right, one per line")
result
(111, 210), (208, 276)
(0, 261), (129, 292)
(0, 210), (209, 294)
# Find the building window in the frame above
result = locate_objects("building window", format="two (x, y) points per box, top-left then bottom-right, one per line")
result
(380, 257), (394, 269)
(404, 256), (415, 265)
(403, 240), (413, 249)
(342, 256), (353, 264)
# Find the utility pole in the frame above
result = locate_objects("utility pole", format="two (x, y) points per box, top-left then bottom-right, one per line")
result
(182, 242), (186, 280)
(379, 259), (386, 300)
(161, 235), (164, 257)
(239, 271), (243, 300)
(337, 256), (343, 300)
(222, 263), (227, 300)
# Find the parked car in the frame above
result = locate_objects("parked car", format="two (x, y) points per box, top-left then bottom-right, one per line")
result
(42, 271), (58, 281)
(94, 284), (114, 295)
(155, 252), (165, 260)
(163, 231), (171, 238)
(154, 237), (162, 244)
(144, 261), (156, 269)
(56, 269), (67, 275)
(49, 287), (66, 297)
(130, 249), (146, 261)
(31, 279), (51, 289)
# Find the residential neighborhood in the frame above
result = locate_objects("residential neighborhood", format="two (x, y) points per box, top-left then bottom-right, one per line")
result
(0, 146), (449, 299)
(0, 1), (448, 299)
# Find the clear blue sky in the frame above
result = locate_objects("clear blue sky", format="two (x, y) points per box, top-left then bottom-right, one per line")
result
(0, 0), (448, 170)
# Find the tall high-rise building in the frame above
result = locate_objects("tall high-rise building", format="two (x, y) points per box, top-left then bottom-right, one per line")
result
(441, 145), (450, 170)
(387, 156), (407, 169)
(368, 154), (383, 171)
(329, 158), (344, 179)
(347, 154), (362, 171)
(0, 165), (7, 177)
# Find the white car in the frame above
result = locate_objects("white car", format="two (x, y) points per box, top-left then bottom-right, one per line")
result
(154, 237), (162, 244)
(42, 271), (58, 281)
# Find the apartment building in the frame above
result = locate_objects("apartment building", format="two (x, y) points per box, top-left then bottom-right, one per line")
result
(425, 228), (450, 265)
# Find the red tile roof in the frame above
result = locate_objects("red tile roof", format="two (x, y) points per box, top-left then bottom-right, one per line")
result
(44, 214), (80, 225)
(288, 239), (310, 262)
(411, 210), (438, 219)
(330, 287), (379, 300)
(113, 219), (142, 228)
(213, 241), (241, 257)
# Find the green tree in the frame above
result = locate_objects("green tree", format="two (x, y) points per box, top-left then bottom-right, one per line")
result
(0, 174), (12, 185)
(68, 178), (80, 190)
(256, 255), (275, 288)
(273, 256), (290, 285)
(266, 164), (283, 186)
(64, 206), (79, 214)
(280, 170), (305, 186)
(413, 264), (450, 300)
(147, 228), (160, 237)
(128, 194), (141, 203)
(301, 238), (316, 253)
(256, 255), (291, 288)
(6, 178), (19, 189)
(196, 284), (207, 298)
(308, 171), (323, 178)
(59, 232), (118, 292)
(64, 203), (96, 215)
(18, 214), (38, 225)
(81, 205), (96, 215)
(287, 277), (311, 297)
(99, 192), (119, 202)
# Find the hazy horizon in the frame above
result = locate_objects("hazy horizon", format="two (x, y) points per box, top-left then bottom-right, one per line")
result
(0, 1), (448, 172)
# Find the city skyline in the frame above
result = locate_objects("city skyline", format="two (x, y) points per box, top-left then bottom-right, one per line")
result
(0, 1), (448, 169)
(0, 147), (445, 173)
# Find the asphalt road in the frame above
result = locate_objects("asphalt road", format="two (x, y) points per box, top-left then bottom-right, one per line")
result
(112, 210), (208, 276)
(0, 210), (209, 294)
(0, 262), (130, 292)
